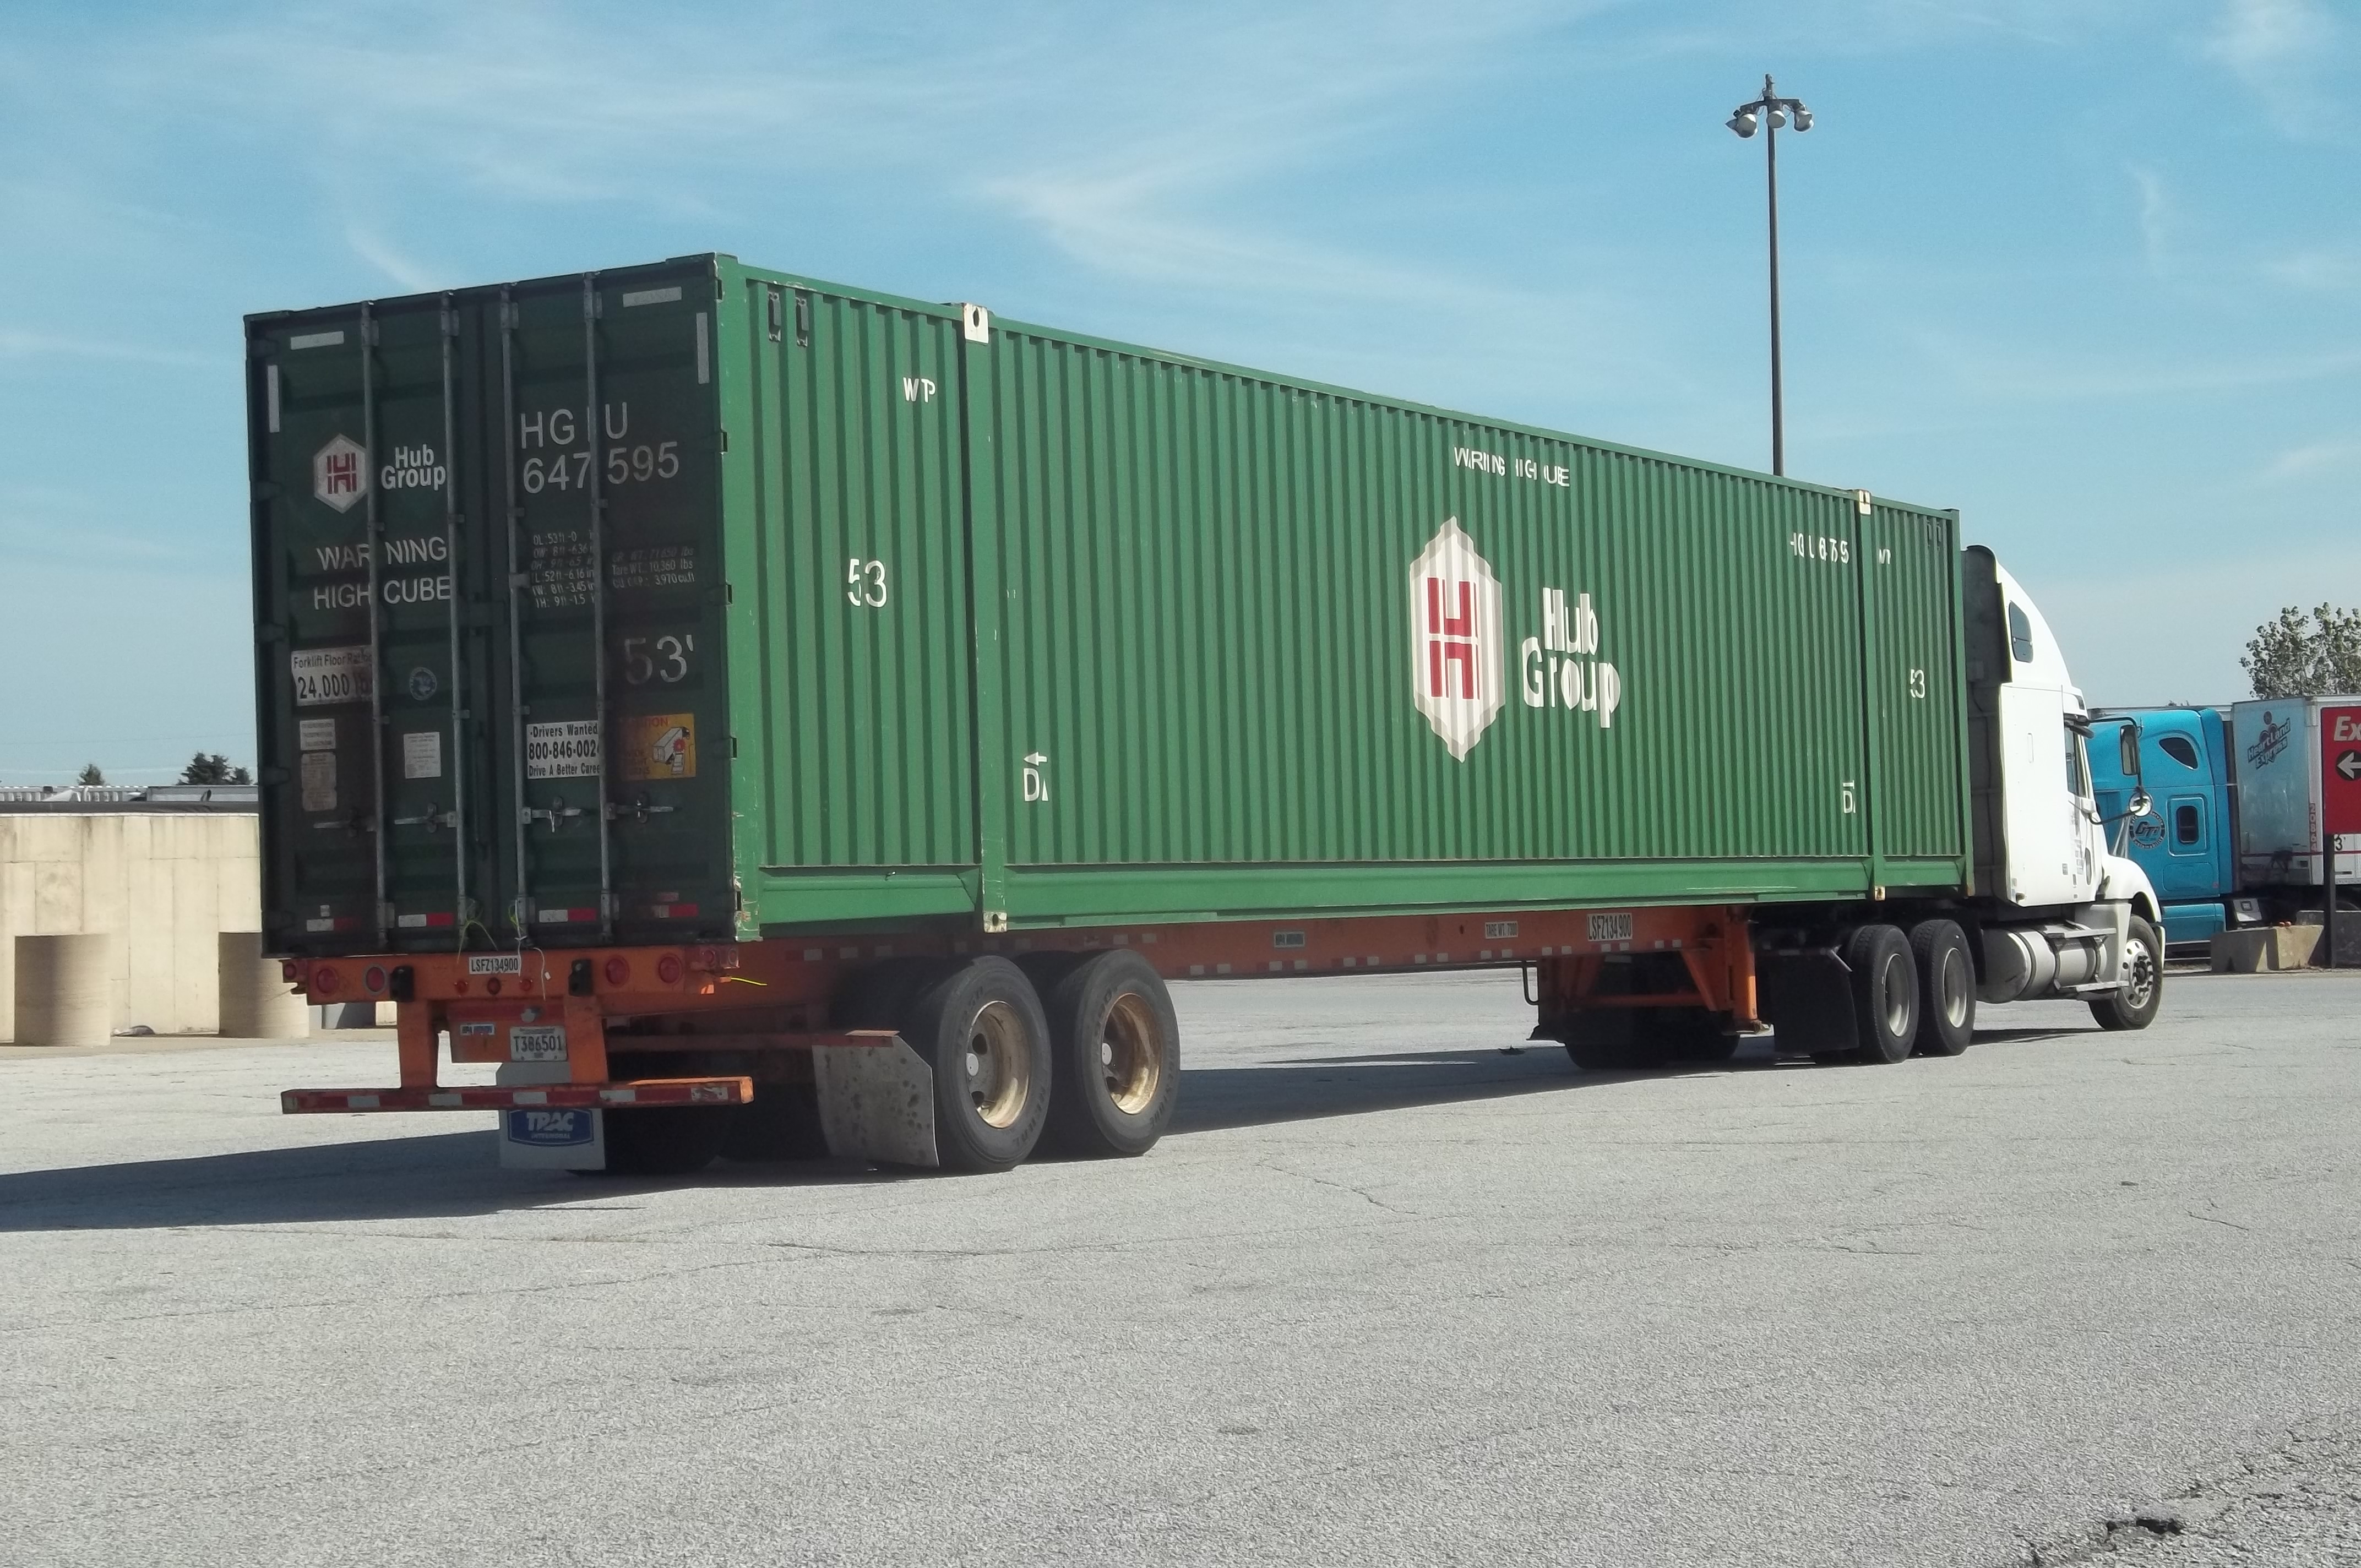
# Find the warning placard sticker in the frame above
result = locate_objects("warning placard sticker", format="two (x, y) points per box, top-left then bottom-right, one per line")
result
(622, 713), (696, 781)
(299, 750), (337, 813)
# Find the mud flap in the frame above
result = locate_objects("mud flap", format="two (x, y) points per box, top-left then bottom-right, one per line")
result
(496, 1061), (605, 1171)
(1760, 951), (1858, 1056)
(813, 1037), (939, 1168)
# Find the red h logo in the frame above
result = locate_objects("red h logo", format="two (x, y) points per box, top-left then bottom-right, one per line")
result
(1426, 577), (1477, 699)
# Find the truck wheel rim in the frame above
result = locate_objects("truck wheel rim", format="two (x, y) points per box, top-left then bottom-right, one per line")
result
(1940, 948), (1971, 1028)
(2124, 943), (2156, 1010)
(962, 1000), (1032, 1130)
(1100, 993), (1163, 1116)
(1881, 954), (1912, 1039)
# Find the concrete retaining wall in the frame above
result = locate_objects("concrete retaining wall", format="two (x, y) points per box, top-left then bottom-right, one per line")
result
(0, 814), (266, 1041)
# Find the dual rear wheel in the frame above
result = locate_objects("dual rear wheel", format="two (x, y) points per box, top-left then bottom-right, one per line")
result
(1822, 919), (1975, 1064)
(601, 950), (1180, 1178)
(844, 949), (1179, 1174)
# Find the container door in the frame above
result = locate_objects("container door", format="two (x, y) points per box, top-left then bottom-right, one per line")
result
(249, 300), (500, 953)
(491, 269), (733, 944)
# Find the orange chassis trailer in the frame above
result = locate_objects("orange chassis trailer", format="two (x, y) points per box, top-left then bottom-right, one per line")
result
(281, 903), (1761, 1124)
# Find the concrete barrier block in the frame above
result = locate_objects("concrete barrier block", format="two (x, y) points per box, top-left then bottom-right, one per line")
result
(2210, 929), (2268, 972)
(13, 933), (116, 1047)
(216, 933), (311, 1039)
(2272, 924), (2324, 970)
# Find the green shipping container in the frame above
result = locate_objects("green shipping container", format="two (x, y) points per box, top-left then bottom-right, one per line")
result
(246, 254), (1970, 956)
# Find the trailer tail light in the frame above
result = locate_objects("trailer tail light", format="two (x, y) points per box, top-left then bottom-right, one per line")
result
(656, 954), (684, 986)
(605, 956), (631, 988)
(313, 966), (340, 997)
(281, 960), (301, 984)
(363, 965), (388, 995)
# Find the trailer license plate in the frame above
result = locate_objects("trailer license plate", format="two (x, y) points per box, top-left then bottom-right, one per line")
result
(1587, 912), (1634, 943)
(509, 1025), (567, 1062)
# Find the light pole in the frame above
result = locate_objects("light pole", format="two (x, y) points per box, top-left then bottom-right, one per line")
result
(1727, 75), (1812, 477)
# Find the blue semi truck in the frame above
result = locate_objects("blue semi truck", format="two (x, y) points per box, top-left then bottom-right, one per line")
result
(2089, 698), (2359, 951)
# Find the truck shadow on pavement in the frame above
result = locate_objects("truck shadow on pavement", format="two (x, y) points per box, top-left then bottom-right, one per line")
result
(4, 1025), (2096, 1231)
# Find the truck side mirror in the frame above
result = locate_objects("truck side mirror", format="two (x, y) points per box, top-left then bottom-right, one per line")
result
(2119, 723), (2141, 779)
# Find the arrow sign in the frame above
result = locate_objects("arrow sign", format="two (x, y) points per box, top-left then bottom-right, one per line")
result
(2340, 750), (2361, 782)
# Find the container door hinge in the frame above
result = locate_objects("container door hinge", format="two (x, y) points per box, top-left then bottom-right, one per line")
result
(766, 286), (782, 342)
(795, 290), (812, 348)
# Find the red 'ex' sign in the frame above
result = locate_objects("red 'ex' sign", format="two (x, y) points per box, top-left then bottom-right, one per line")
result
(2321, 706), (2361, 848)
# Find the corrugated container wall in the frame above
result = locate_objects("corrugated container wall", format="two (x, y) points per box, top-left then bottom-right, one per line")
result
(248, 254), (1972, 957)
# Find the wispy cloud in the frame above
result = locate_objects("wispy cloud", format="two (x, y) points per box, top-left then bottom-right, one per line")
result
(2264, 435), (2361, 481)
(0, 329), (225, 369)
(2127, 165), (2172, 275)
(344, 224), (442, 292)
(2205, 0), (2344, 135)
(1912, 328), (2361, 402)
(2267, 246), (2361, 290)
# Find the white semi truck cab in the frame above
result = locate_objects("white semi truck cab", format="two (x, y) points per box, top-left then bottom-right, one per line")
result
(1960, 548), (2161, 1017)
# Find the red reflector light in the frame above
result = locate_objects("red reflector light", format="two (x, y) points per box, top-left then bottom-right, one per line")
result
(313, 966), (340, 996)
(656, 954), (683, 985)
(280, 960), (300, 984)
(363, 966), (388, 995)
(604, 956), (630, 988)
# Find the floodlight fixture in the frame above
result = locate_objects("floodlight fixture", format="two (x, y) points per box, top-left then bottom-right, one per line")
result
(1724, 73), (1815, 477)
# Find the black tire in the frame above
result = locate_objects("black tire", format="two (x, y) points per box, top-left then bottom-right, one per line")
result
(597, 1106), (730, 1177)
(1038, 950), (1180, 1158)
(1907, 919), (1976, 1057)
(720, 1084), (830, 1162)
(2088, 916), (2163, 1031)
(900, 956), (1053, 1173)
(1845, 924), (1918, 1065)
(1562, 1010), (1667, 1071)
(1650, 1006), (1742, 1063)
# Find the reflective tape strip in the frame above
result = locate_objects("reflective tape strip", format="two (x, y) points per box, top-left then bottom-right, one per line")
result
(281, 1078), (750, 1114)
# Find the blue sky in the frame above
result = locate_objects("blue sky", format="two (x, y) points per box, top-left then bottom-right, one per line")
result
(1, 0), (2354, 781)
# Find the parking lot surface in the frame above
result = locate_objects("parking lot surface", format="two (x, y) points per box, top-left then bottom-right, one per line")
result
(5, 968), (2358, 1566)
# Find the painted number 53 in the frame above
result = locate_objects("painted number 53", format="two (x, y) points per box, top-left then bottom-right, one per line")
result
(846, 558), (889, 608)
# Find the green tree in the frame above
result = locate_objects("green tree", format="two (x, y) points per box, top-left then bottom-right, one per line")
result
(75, 763), (105, 785)
(179, 752), (248, 785)
(2242, 604), (2361, 699)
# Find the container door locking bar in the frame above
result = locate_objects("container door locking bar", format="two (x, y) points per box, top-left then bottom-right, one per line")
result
(359, 301), (392, 946)
(498, 287), (533, 935)
(583, 275), (617, 939)
(437, 293), (472, 936)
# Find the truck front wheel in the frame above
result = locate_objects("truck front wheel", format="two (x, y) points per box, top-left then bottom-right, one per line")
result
(2088, 916), (2163, 1032)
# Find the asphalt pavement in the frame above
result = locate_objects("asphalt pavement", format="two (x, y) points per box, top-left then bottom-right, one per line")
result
(4, 967), (2358, 1566)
